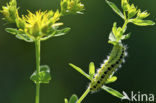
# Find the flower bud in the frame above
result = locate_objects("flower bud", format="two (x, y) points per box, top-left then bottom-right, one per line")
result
(16, 15), (26, 30)
(60, 0), (84, 15)
(32, 22), (40, 37)
(121, 0), (129, 11)
(112, 23), (123, 38)
(137, 10), (150, 19)
(0, 0), (18, 23)
(52, 10), (61, 23)
(128, 4), (137, 19)
(60, 0), (68, 15)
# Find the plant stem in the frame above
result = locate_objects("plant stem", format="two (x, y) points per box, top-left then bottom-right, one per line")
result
(35, 39), (41, 103)
(36, 83), (40, 103)
(77, 87), (90, 103)
(122, 19), (128, 31)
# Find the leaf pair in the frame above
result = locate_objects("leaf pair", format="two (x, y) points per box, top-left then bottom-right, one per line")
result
(5, 27), (71, 42)
(69, 63), (126, 100)
(30, 65), (51, 84)
(64, 95), (78, 103)
(5, 28), (33, 42)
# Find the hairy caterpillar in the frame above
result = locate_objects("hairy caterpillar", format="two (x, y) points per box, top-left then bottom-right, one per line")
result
(89, 43), (127, 92)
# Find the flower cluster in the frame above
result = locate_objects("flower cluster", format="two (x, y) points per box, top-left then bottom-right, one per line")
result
(17, 10), (62, 38)
(60, 0), (84, 15)
(0, 0), (18, 23)
(121, 0), (151, 20)
(1, 0), (84, 42)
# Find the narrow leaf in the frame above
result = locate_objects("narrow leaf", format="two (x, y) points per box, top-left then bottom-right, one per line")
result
(69, 94), (78, 103)
(106, 0), (125, 19)
(5, 28), (18, 35)
(54, 27), (71, 37)
(69, 63), (91, 80)
(112, 22), (117, 36)
(15, 33), (33, 42)
(64, 98), (68, 103)
(109, 32), (116, 42)
(108, 32), (118, 45)
(101, 85), (125, 99)
(121, 33), (131, 40)
(89, 62), (95, 79)
(40, 31), (56, 41)
(108, 41), (117, 45)
(41, 27), (71, 41)
(105, 76), (117, 84)
(5, 28), (33, 42)
(130, 19), (155, 26)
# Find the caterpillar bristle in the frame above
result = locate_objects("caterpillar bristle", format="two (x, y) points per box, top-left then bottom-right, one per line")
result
(125, 52), (128, 57)
(107, 56), (110, 59)
(119, 64), (122, 68)
(123, 59), (125, 63)
(100, 63), (104, 68)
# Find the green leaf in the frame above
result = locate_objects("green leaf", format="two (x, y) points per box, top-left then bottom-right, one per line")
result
(69, 63), (91, 80)
(127, 4), (138, 19)
(64, 98), (68, 103)
(5, 28), (33, 42)
(105, 76), (117, 84)
(15, 33), (33, 42)
(121, 33), (131, 40)
(69, 94), (78, 103)
(109, 32), (116, 42)
(130, 19), (155, 26)
(60, 0), (68, 15)
(30, 65), (51, 84)
(112, 22), (117, 36)
(40, 31), (56, 41)
(89, 62), (95, 79)
(121, 0), (129, 11)
(101, 85), (125, 99)
(108, 41), (117, 45)
(5, 28), (18, 35)
(106, 0), (125, 19)
(54, 27), (71, 37)
(41, 27), (71, 41)
(108, 32), (117, 45)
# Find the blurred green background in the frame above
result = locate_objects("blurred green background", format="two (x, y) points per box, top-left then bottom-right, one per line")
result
(0, 0), (156, 103)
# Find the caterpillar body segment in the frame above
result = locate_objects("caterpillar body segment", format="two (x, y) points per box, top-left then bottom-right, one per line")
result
(89, 43), (126, 92)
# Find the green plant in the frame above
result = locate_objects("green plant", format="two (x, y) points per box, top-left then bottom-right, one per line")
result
(67, 0), (155, 103)
(0, 0), (84, 103)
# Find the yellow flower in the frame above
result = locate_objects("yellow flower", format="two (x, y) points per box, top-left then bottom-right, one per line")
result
(17, 10), (62, 38)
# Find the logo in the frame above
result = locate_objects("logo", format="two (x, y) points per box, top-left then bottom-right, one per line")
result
(122, 91), (155, 102)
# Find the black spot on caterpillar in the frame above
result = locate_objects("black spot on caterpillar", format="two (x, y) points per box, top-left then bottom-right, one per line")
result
(89, 43), (127, 92)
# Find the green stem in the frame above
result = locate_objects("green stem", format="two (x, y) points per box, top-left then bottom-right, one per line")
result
(35, 39), (41, 103)
(36, 83), (40, 103)
(77, 87), (90, 103)
(122, 19), (129, 31)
